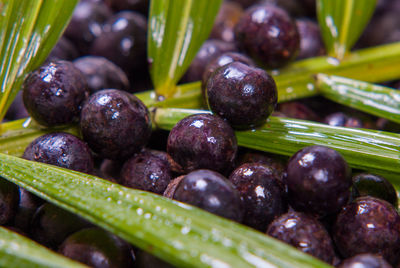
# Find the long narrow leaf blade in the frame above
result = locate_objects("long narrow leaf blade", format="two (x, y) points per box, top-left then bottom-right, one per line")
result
(0, 226), (87, 268)
(0, 154), (330, 268)
(154, 108), (400, 187)
(316, 0), (376, 59)
(148, 0), (222, 98)
(0, 0), (78, 121)
(0, 118), (79, 157)
(316, 74), (400, 124)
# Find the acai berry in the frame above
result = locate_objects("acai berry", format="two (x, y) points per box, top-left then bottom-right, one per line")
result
(266, 211), (337, 264)
(173, 169), (244, 222)
(167, 113), (237, 174)
(23, 132), (94, 174)
(23, 61), (89, 127)
(206, 61), (277, 129)
(286, 145), (352, 217)
(234, 4), (300, 68)
(80, 89), (152, 160)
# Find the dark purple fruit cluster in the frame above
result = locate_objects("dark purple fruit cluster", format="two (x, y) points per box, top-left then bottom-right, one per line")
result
(4, 0), (400, 267)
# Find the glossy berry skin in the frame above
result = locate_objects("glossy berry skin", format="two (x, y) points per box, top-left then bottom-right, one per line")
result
(64, 1), (112, 55)
(120, 150), (172, 195)
(23, 132), (94, 174)
(0, 179), (19, 225)
(210, 2), (243, 43)
(73, 56), (130, 94)
(286, 145), (352, 217)
(296, 19), (325, 60)
(90, 11), (147, 73)
(234, 4), (300, 68)
(229, 163), (287, 231)
(183, 39), (236, 83)
(351, 173), (398, 207)
(202, 52), (255, 93)
(206, 62), (277, 129)
(30, 203), (92, 249)
(80, 89), (151, 161)
(23, 61), (89, 126)
(338, 253), (392, 268)
(167, 113), (237, 174)
(173, 169), (244, 222)
(266, 211), (336, 264)
(333, 197), (400, 265)
(59, 227), (134, 268)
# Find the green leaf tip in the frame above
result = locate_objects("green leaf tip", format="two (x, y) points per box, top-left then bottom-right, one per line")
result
(148, 0), (223, 98)
(0, 0), (79, 122)
(317, 0), (377, 59)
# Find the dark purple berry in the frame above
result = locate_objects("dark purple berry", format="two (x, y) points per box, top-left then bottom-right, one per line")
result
(99, 159), (123, 182)
(234, 4), (300, 68)
(206, 61), (277, 129)
(23, 132), (94, 174)
(183, 40), (236, 83)
(324, 112), (363, 128)
(266, 211), (337, 264)
(73, 56), (130, 94)
(338, 253), (392, 268)
(30, 203), (92, 249)
(296, 19), (325, 60)
(90, 11), (147, 73)
(0, 179), (19, 225)
(22, 61), (89, 127)
(286, 145), (352, 217)
(173, 169), (244, 222)
(59, 227), (135, 268)
(333, 197), (400, 265)
(277, 101), (320, 121)
(120, 150), (172, 194)
(13, 188), (44, 232)
(64, 1), (112, 55)
(238, 151), (287, 185)
(80, 89), (152, 160)
(351, 173), (398, 207)
(210, 2), (243, 43)
(202, 52), (255, 94)
(46, 37), (79, 63)
(167, 113), (237, 174)
(229, 163), (287, 231)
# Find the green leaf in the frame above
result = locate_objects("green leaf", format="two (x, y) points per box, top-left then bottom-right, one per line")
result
(0, 226), (87, 268)
(0, 118), (79, 157)
(148, 0), (223, 98)
(0, 0), (78, 122)
(316, 74), (400, 124)
(316, 0), (376, 59)
(275, 41), (400, 102)
(0, 154), (331, 268)
(153, 108), (400, 187)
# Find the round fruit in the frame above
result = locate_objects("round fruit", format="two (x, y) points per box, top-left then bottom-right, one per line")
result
(80, 89), (152, 160)
(234, 4), (300, 68)
(333, 196), (400, 265)
(206, 61), (277, 129)
(286, 145), (352, 217)
(167, 113), (237, 174)
(23, 60), (89, 126)
(173, 169), (244, 222)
